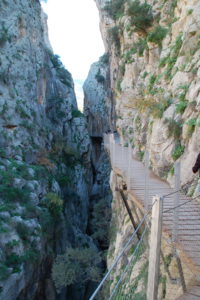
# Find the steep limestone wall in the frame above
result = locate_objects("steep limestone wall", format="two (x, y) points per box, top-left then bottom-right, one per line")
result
(0, 1), (95, 299)
(95, 0), (200, 299)
(96, 0), (200, 187)
(83, 55), (112, 250)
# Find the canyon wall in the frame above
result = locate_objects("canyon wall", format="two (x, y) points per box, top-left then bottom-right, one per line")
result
(96, 0), (200, 186)
(0, 1), (98, 299)
(94, 0), (200, 298)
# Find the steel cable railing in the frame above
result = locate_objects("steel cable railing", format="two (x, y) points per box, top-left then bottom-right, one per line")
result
(89, 198), (158, 300)
(102, 134), (200, 299)
(89, 214), (149, 300)
(108, 224), (149, 300)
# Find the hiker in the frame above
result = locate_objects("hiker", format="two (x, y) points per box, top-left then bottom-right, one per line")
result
(192, 152), (200, 174)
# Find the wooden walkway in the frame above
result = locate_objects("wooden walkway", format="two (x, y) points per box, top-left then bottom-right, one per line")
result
(104, 134), (200, 298)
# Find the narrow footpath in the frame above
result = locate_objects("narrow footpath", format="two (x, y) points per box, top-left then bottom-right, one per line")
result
(104, 133), (200, 299)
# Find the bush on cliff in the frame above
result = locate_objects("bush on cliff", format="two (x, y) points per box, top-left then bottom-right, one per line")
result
(127, 0), (153, 32)
(147, 25), (168, 46)
(104, 0), (125, 20)
(52, 247), (101, 292)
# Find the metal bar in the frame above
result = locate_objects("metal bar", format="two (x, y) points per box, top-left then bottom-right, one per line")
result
(173, 161), (180, 245)
(108, 226), (148, 300)
(116, 188), (140, 240)
(144, 151), (149, 212)
(89, 214), (149, 300)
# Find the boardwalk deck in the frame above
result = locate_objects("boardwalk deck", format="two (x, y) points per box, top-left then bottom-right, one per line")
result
(104, 134), (200, 297)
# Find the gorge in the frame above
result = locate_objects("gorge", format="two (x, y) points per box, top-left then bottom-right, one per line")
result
(0, 0), (200, 299)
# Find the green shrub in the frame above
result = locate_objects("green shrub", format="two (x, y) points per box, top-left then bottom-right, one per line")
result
(175, 101), (187, 114)
(71, 109), (84, 118)
(91, 198), (111, 248)
(123, 38), (147, 61)
(95, 69), (105, 83)
(164, 118), (182, 139)
(57, 175), (71, 188)
(6, 240), (20, 250)
(186, 118), (199, 138)
(150, 99), (170, 119)
(0, 185), (30, 203)
(16, 223), (30, 242)
(164, 34), (183, 80)
(0, 148), (6, 158)
(135, 38), (148, 56)
(147, 26), (168, 46)
(169, 166), (174, 176)
(49, 53), (72, 87)
(6, 253), (22, 273)
(104, 0), (125, 20)
(108, 26), (121, 53)
(5, 248), (38, 274)
(172, 144), (185, 161)
(116, 79), (122, 92)
(44, 193), (63, 218)
(148, 75), (157, 93)
(0, 24), (10, 46)
(127, 0), (153, 32)
(0, 263), (10, 280)
(138, 151), (145, 161)
(52, 247), (101, 292)
(123, 48), (136, 64)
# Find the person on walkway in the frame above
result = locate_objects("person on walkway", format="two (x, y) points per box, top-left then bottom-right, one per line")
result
(192, 152), (200, 174)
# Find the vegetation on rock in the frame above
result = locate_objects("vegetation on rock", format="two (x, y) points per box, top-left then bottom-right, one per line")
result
(52, 247), (102, 292)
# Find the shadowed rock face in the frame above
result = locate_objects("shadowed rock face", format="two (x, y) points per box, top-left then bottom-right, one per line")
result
(83, 59), (114, 137)
(83, 57), (113, 252)
(0, 1), (96, 299)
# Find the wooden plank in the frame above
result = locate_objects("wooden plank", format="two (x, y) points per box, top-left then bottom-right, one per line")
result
(147, 196), (163, 300)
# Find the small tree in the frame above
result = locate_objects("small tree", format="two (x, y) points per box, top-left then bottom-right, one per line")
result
(127, 0), (153, 32)
(52, 247), (101, 292)
(104, 0), (125, 20)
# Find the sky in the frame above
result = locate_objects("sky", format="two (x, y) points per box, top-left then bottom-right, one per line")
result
(41, 0), (105, 109)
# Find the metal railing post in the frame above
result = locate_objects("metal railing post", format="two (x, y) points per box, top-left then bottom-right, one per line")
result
(111, 133), (115, 167)
(173, 161), (186, 292)
(173, 160), (180, 245)
(127, 143), (132, 190)
(144, 150), (150, 212)
(147, 196), (163, 300)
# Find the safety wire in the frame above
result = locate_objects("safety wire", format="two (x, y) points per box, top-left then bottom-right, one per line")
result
(108, 223), (149, 300)
(89, 199), (157, 300)
(159, 184), (200, 248)
(163, 193), (200, 213)
(163, 176), (199, 199)
(89, 216), (147, 300)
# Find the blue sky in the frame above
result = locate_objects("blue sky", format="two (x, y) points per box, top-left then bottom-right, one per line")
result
(41, 0), (105, 109)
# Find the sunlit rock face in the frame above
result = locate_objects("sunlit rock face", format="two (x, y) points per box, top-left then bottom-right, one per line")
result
(95, 0), (200, 186)
(0, 0), (94, 299)
(95, 0), (200, 299)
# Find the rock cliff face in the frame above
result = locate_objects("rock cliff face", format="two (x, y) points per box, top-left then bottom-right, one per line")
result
(83, 56), (112, 250)
(94, 0), (200, 298)
(96, 0), (200, 186)
(0, 1), (96, 299)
